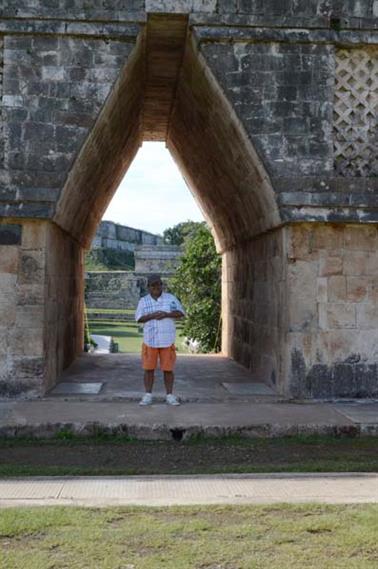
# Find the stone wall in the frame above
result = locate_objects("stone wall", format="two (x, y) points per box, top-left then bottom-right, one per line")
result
(1, 31), (139, 223)
(222, 229), (287, 392)
(286, 223), (378, 398)
(223, 223), (378, 398)
(92, 220), (163, 252)
(0, 37), (3, 175)
(134, 245), (182, 274)
(85, 272), (143, 310)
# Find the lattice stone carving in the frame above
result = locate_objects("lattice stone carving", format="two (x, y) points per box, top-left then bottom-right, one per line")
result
(334, 47), (377, 177)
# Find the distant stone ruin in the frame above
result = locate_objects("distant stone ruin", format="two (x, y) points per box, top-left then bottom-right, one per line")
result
(85, 221), (182, 309)
(92, 220), (163, 252)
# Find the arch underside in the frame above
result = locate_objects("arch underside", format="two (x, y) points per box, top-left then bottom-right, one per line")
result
(54, 15), (279, 253)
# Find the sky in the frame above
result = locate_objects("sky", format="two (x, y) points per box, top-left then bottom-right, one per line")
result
(102, 142), (205, 236)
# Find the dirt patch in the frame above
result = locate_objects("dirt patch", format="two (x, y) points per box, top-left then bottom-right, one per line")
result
(0, 437), (377, 474)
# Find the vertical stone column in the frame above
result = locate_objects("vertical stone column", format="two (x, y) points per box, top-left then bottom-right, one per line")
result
(221, 250), (233, 357)
(0, 219), (83, 397)
(286, 223), (378, 398)
(44, 223), (84, 392)
(0, 220), (47, 397)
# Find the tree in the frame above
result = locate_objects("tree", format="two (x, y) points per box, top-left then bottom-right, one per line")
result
(170, 224), (221, 352)
(163, 220), (203, 246)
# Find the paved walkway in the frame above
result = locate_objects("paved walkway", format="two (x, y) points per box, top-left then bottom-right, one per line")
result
(0, 473), (377, 507)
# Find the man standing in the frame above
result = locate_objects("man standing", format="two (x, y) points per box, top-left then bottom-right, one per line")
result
(135, 274), (185, 406)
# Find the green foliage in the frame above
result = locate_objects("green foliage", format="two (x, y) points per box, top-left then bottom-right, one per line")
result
(85, 248), (135, 271)
(170, 224), (221, 352)
(163, 220), (203, 246)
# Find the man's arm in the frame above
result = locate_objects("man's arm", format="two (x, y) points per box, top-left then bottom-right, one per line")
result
(161, 310), (185, 320)
(137, 311), (166, 323)
(138, 310), (184, 322)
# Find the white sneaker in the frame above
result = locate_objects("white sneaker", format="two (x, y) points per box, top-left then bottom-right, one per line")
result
(139, 393), (153, 406)
(166, 394), (180, 406)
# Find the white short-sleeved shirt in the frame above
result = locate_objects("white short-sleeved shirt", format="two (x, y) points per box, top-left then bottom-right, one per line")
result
(135, 292), (185, 348)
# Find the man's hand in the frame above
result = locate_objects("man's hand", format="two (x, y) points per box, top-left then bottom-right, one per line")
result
(153, 311), (167, 320)
(138, 311), (166, 323)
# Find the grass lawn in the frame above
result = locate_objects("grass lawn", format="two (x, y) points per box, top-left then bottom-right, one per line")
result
(1, 503), (377, 568)
(88, 319), (186, 353)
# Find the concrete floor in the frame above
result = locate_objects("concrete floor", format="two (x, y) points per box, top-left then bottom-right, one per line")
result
(51, 352), (279, 403)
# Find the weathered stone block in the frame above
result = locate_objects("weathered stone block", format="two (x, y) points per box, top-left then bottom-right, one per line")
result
(15, 305), (44, 329)
(357, 304), (378, 330)
(306, 364), (332, 398)
(344, 226), (378, 251)
(288, 299), (317, 332)
(319, 303), (356, 330)
(288, 260), (318, 302)
(0, 224), (22, 245)
(16, 284), (45, 306)
(9, 327), (44, 357)
(21, 223), (47, 249)
(18, 251), (45, 284)
(0, 327), (7, 356)
(347, 276), (368, 303)
(319, 255), (343, 277)
(354, 364), (378, 398)
(327, 275), (347, 302)
(0, 246), (19, 273)
(0, 300), (16, 327)
(333, 364), (355, 398)
(317, 277), (328, 302)
(344, 252), (369, 276)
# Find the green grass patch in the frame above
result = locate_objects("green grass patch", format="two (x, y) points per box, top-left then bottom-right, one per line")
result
(88, 319), (142, 352)
(1, 504), (377, 568)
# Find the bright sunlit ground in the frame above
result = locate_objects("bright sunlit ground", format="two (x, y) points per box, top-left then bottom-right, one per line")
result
(103, 142), (205, 235)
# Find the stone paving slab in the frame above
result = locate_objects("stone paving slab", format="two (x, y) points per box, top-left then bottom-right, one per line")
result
(222, 382), (275, 395)
(0, 473), (377, 507)
(330, 403), (378, 424)
(50, 383), (104, 395)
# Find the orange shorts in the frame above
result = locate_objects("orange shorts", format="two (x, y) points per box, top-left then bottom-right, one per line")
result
(142, 343), (177, 372)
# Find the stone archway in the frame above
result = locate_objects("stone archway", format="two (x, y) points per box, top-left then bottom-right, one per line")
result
(0, 4), (377, 400)
(52, 15), (281, 395)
